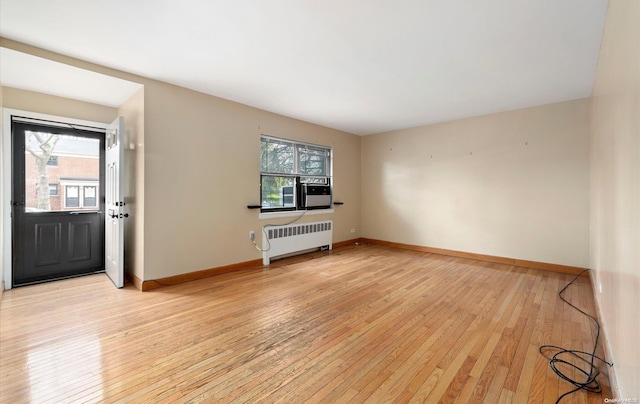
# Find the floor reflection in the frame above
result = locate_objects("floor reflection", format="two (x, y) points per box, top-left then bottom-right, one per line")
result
(27, 334), (103, 402)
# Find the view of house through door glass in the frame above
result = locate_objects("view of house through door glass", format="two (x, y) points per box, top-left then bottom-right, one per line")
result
(12, 121), (105, 286)
(24, 134), (100, 212)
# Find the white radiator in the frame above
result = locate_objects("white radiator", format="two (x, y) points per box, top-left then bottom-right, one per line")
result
(262, 220), (333, 265)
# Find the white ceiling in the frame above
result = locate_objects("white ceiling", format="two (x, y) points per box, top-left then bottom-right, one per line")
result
(0, 0), (608, 135)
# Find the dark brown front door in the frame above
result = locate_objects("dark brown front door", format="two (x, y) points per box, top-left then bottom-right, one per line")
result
(11, 120), (105, 286)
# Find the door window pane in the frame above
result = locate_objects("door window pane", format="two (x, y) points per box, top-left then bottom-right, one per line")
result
(25, 132), (100, 211)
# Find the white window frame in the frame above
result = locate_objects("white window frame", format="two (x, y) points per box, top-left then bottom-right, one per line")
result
(60, 180), (99, 209)
(259, 135), (334, 217)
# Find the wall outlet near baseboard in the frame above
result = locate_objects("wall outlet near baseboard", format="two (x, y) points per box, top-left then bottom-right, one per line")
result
(249, 230), (255, 241)
(351, 229), (356, 233)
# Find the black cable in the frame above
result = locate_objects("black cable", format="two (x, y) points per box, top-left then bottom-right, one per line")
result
(539, 269), (613, 403)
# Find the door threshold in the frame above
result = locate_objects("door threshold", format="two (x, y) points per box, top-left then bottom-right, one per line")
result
(13, 270), (106, 288)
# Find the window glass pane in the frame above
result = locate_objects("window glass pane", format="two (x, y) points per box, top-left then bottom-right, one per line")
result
(24, 132), (100, 212)
(261, 138), (294, 174)
(84, 186), (97, 207)
(66, 186), (78, 197)
(261, 175), (295, 208)
(298, 145), (328, 176)
(66, 186), (79, 208)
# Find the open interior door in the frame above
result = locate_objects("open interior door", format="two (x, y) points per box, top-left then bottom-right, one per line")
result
(105, 117), (125, 288)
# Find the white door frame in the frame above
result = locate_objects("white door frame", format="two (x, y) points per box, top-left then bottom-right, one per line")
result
(1, 108), (109, 290)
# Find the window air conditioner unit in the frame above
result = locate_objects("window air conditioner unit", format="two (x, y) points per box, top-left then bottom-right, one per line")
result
(299, 184), (331, 209)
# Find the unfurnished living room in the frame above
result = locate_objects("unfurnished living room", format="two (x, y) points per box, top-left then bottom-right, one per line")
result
(0, 1), (638, 403)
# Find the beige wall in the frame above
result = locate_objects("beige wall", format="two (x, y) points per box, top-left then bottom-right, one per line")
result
(117, 87), (145, 280)
(143, 82), (360, 279)
(362, 99), (591, 267)
(590, 0), (640, 397)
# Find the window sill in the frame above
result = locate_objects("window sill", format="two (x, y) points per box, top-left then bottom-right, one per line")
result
(259, 208), (334, 220)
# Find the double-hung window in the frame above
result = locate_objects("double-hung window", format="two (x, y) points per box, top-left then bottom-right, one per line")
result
(260, 135), (331, 212)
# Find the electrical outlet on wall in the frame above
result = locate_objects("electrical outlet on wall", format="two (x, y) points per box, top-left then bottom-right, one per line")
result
(351, 229), (356, 233)
(249, 230), (255, 241)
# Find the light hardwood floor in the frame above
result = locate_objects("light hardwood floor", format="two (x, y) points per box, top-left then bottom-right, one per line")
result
(0, 245), (612, 403)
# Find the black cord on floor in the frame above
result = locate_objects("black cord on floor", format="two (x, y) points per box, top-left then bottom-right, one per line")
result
(539, 269), (614, 403)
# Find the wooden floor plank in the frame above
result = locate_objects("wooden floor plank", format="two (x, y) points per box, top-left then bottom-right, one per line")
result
(0, 245), (611, 403)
